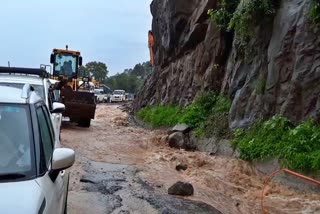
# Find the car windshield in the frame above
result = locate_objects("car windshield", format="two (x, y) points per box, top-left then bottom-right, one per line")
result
(0, 83), (44, 100)
(0, 104), (34, 178)
(54, 53), (77, 76)
(113, 91), (123, 95)
(94, 90), (102, 94)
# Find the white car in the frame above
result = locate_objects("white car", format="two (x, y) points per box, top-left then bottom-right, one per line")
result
(0, 67), (62, 140)
(94, 89), (106, 103)
(0, 84), (75, 214)
(110, 90), (126, 102)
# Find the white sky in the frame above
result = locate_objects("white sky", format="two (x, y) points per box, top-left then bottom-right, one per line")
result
(0, 0), (153, 75)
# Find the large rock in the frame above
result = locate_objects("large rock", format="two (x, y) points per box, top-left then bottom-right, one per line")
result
(168, 181), (194, 196)
(170, 123), (192, 134)
(168, 132), (195, 150)
(168, 132), (185, 149)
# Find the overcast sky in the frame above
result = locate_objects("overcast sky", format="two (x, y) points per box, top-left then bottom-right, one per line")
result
(0, 0), (152, 75)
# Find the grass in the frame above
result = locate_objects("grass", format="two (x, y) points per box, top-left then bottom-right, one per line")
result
(137, 105), (182, 128)
(137, 92), (231, 138)
(234, 115), (320, 171)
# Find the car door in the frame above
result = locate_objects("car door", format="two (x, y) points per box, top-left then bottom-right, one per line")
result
(35, 104), (66, 214)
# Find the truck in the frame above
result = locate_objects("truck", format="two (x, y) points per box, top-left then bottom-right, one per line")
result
(50, 46), (96, 127)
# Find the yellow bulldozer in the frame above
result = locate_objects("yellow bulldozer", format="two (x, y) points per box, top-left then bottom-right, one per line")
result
(50, 46), (96, 127)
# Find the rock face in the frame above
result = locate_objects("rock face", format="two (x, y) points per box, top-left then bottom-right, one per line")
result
(168, 181), (194, 196)
(134, 0), (229, 108)
(134, 0), (320, 128)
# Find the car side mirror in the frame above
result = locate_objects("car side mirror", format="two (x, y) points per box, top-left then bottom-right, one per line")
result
(49, 148), (75, 181)
(51, 102), (65, 114)
(52, 148), (75, 171)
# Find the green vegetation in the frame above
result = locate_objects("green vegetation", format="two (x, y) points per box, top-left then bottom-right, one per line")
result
(79, 61), (109, 82)
(137, 105), (182, 127)
(310, 0), (320, 24)
(80, 61), (152, 93)
(255, 77), (267, 94)
(106, 62), (152, 93)
(207, 0), (239, 30)
(208, 0), (278, 57)
(228, 0), (277, 42)
(137, 92), (231, 138)
(234, 115), (320, 171)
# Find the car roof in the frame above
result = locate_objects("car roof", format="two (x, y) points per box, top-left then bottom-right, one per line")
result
(0, 74), (44, 86)
(0, 85), (42, 104)
(0, 66), (49, 78)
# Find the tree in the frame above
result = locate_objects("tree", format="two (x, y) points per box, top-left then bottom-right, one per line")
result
(105, 61), (152, 94)
(78, 66), (88, 77)
(85, 61), (109, 82)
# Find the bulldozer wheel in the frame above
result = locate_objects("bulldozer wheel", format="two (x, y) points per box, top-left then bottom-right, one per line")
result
(78, 119), (91, 128)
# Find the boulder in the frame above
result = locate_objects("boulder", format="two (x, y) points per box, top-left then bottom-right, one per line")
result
(168, 132), (195, 150)
(170, 123), (192, 134)
(168, 181), (194, 196)
(168, 132), (185, 149)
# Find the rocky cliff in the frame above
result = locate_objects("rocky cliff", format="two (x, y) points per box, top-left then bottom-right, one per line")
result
(134, 0), (320, 128)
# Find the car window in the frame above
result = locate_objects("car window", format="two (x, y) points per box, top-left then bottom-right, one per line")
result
(0, 104), (33, 174)
(0, 82), (45, 100)
(36, 107), (54, 168)
(42, 105), (55, 142)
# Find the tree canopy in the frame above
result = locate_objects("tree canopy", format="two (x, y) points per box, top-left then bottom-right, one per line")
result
(106, 61), (152, 94)
(79, 61), (109, 82)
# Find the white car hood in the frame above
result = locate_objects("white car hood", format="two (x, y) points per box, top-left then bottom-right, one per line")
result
(0, 180), (45, 214)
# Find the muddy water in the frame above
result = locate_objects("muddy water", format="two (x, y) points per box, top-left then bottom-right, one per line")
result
(61, 104), (320, 214)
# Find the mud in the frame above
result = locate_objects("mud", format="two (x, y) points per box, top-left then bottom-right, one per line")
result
(61, 104), (320, 214)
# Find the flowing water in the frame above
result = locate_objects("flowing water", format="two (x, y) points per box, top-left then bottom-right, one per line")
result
(61, 104), (320, 214)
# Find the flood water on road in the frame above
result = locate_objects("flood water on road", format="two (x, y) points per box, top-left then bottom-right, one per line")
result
(61, 104), (320, 214)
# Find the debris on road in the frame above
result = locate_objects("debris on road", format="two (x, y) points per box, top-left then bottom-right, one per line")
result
(62, 104), (320, 214)
(175, 164), (188, 171)
(168, 181), (194, 196)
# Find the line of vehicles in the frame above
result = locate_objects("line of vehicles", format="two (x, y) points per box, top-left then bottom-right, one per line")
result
(0, 46), (128, 213)
(94, 89), (134, 103)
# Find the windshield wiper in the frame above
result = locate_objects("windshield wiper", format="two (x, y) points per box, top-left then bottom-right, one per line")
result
(0, 173), (26, 180)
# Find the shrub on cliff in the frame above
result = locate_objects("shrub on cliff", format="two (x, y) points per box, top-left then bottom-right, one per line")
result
(137, 92), (232, 138)
(310, 0), (320, 24)
(234, 115), (320, 171)
(137, 105), (182, 127)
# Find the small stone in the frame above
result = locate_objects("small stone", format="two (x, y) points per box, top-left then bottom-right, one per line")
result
(168, 181), (194, 196)
(175, 164), (188, 171)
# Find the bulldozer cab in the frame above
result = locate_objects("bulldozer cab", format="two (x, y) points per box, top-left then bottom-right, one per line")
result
(49, 46), (96, 128)
(50, 46), (83, 80)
